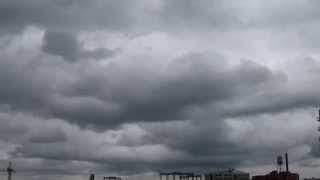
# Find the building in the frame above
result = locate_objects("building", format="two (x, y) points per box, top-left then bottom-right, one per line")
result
(205, 169), (249, 180)
(305, 178), (320, 180)
(252, 171), (299, 180)
(159, 172), (202, 180)
(252, 153), (299, 180)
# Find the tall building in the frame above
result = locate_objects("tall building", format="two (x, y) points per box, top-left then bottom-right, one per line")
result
(205, 169), (249, 180)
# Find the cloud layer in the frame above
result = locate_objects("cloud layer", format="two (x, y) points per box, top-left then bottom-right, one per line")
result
(1, 1), (320, 180)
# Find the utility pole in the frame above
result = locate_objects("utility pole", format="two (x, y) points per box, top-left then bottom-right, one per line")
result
(1, 162), (15, 180)
(90, 174), (95, 180)
(318, 109), (320, 142)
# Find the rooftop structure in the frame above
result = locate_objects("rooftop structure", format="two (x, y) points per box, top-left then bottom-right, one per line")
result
(204, 169), (249, 180)
(159, 172), (202, 180)
(252, 153), (299, 180)
(103, 176), (122, 180)
(305, 178), (320, 180)
(252, 171), (299, 180)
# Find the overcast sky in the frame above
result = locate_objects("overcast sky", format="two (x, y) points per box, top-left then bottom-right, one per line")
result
(1, 0), (320, 180)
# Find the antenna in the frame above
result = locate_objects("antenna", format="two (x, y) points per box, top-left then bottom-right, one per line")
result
(285, 152), (289, 172)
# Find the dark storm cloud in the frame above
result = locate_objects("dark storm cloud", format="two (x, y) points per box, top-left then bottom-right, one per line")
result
(42, 31), (81, 61)
(138, 121), (248, 171)
(28, 128), (67, 143)
(2, 0), (320, 43)
(1, 45), (284, 129)
(0, 108), (258, 175)
(1, 42), (316, 131)
(0, 57), (48, 111)
(0, 54), (317, 179)
(1, 0), (320, 37)
(0, 51), (297, 175)
(42, 31), (116, 61)
(218, 57), (320, 118)
(9, 114), (305, 175)
(23, 53), (283, 128)
(2, 0), (320, 179)
(42, 31), (114, 62)
(0, 0), (136, 35)
(0, 110), (29, 140)
(0, 0), (235, 36)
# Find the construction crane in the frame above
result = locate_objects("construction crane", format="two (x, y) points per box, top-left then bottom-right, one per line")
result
(1, 162), (16, 180)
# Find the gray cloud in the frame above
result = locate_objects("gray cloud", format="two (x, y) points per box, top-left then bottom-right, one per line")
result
(2, 0), (320, 179)
(0, 48), (284, 129)
(0, 0), (136, 35)
(42, 31), (116, 61)
(4, 0), (320, 37)
(42, 31), (81, 61)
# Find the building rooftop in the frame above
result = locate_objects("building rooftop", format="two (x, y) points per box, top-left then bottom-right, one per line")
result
(206, 169), (249, 175)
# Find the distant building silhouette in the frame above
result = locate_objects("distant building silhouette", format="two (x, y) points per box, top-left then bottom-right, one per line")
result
(305, 178), (320, 180)
(103, 176), (122, 180)
(252, 153), (298, 180)
(204, 169), (249, 180)
(252, 171), (299, 180)
(159, 172), (202, 180)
